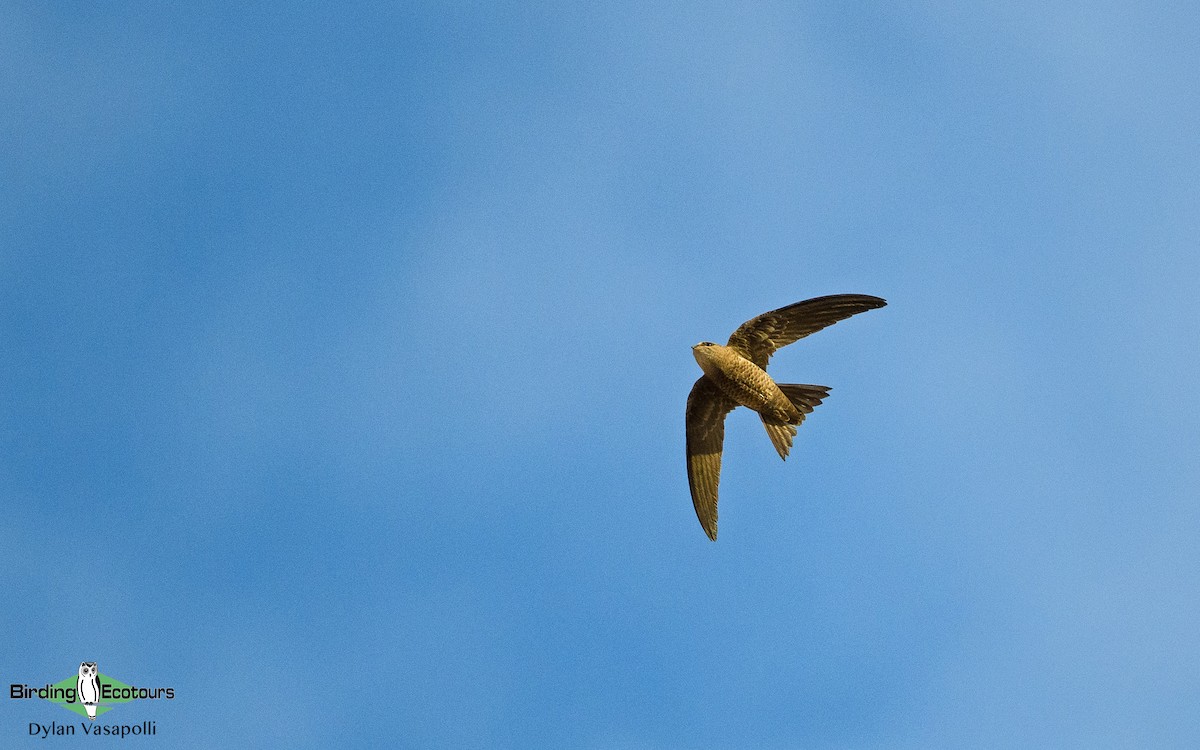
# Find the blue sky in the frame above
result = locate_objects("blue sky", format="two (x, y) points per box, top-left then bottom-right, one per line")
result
(3, 2), (1199, 747)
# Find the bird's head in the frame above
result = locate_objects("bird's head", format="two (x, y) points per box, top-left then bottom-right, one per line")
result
(691, 341), (720, 371)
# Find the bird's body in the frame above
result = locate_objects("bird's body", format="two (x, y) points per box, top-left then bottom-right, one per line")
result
(692, 343), (800, 422)
(686, 294), (886, 540)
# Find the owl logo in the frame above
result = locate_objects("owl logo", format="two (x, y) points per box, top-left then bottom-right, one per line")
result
(77, 662), (100, 720)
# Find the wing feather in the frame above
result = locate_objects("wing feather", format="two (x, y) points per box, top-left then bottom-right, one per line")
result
(726, 294), (886, 367)
(686, 377), (737, 541)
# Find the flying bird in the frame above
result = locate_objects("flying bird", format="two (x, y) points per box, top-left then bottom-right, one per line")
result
(686, 294), (886, 540)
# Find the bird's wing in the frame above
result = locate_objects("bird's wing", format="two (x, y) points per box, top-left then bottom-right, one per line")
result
(726, 294), (886, 367)
(686, 376), (737, 541)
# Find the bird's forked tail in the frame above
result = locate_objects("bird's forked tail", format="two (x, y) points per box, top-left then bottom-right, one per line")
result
(760, 384), (831, 460)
